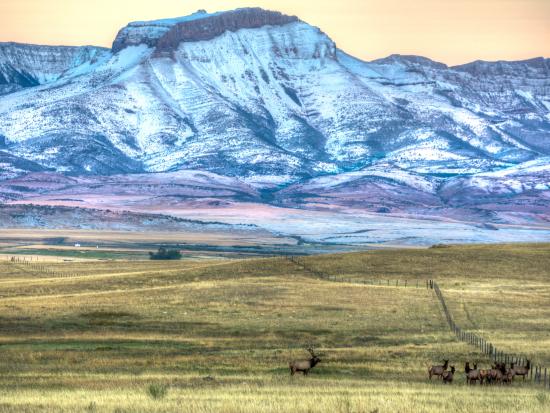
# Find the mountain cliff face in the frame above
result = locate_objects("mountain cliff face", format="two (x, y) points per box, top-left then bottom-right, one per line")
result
(0, 42), (108, 95)
(0, 7), (548, 227)
(112, 8), (299, 54)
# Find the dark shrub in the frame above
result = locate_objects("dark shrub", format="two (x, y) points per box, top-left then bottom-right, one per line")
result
(149, 247), (182, 260)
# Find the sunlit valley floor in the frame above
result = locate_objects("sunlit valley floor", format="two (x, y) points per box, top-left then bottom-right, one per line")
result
(0, 244), (549, 412)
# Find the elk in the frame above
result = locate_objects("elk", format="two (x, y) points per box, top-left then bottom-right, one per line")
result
(473, 363), (490, 385)
(478, 366), (490, 385)
(289, 348), (321, 376)
(442, 366), (456, 384)
(502, 365), (515, 385)
(465, 362), (481, 385)
(428, 359), (449, 380)
(487, 363), (506, 385)
(512, 360), (530, 381)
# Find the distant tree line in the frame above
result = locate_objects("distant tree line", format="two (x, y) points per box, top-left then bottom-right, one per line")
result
(149, 247), (182, 260)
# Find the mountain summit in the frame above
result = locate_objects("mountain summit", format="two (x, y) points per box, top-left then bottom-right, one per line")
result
(0, 8), (548, 227)
(112, 8), (300, 53)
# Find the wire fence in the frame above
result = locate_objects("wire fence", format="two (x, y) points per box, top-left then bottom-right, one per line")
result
(3, 256), (60, 276)
(2, 256), (93, 278)
(431, 280), (549, 389)
(285, 255), (424, 288)
(3, 255), (548, 388)
(285, 257), (549, 389)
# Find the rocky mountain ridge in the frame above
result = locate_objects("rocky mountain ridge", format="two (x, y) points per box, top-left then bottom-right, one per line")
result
(113, 8), (300, 54)
(0, 42), (108, 95)
(0, 7), (548, 230)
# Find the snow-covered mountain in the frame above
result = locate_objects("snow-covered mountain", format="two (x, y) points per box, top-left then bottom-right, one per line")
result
(0, 7), (548, 228)
(0, 42), (108, 96)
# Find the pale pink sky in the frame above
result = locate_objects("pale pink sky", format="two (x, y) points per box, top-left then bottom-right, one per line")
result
(1, 0), (549, 65)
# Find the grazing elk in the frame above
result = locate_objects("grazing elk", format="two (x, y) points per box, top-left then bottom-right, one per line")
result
(478, 365), (490, 385)
(502, 366), (515, 385)
(465, 362), (481, 385)
(442, 366), (456, 384)
(512, 360), (530, 381)
(289, 348), (321, 376)
(487, 363), (506, 385)
(428, 359), (449, 380)
(501, 363), (517, 385)
(473, 363), (490, 385)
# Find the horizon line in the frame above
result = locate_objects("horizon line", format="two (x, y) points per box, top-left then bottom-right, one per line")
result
(0, 39), (548, 68)
(1, 3), (549, 67)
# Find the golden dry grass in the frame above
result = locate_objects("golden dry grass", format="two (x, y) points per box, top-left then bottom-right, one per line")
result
(0, 243), (549, 412)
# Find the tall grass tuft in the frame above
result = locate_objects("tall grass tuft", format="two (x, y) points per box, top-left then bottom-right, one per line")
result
(85, 401), (97, 412)
(147, 383), (169, 400)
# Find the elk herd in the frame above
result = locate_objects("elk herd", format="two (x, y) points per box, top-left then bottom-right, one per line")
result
(288, 349), (533, 387)
(429, 359), (531, 385)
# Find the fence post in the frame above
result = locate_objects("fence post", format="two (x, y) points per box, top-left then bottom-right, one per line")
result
(428, 278), (542, 388)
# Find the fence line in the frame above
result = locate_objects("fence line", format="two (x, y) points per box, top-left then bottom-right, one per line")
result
(2, 256), (81, 278)
(285, 255), (422, 288)
(285, 257), (548, 389)
(431, 280), (549, 389)
(3, 256), (547, 388)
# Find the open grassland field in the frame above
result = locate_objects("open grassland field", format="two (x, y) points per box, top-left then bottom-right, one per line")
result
(0, 244), (549, 412)
(0, 229), (361, 261)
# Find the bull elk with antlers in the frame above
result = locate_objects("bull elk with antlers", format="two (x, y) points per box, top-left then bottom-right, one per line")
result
(289, 348), (321, 376)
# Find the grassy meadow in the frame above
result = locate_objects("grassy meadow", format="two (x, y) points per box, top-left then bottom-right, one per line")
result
(0, 244), (549, 412)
